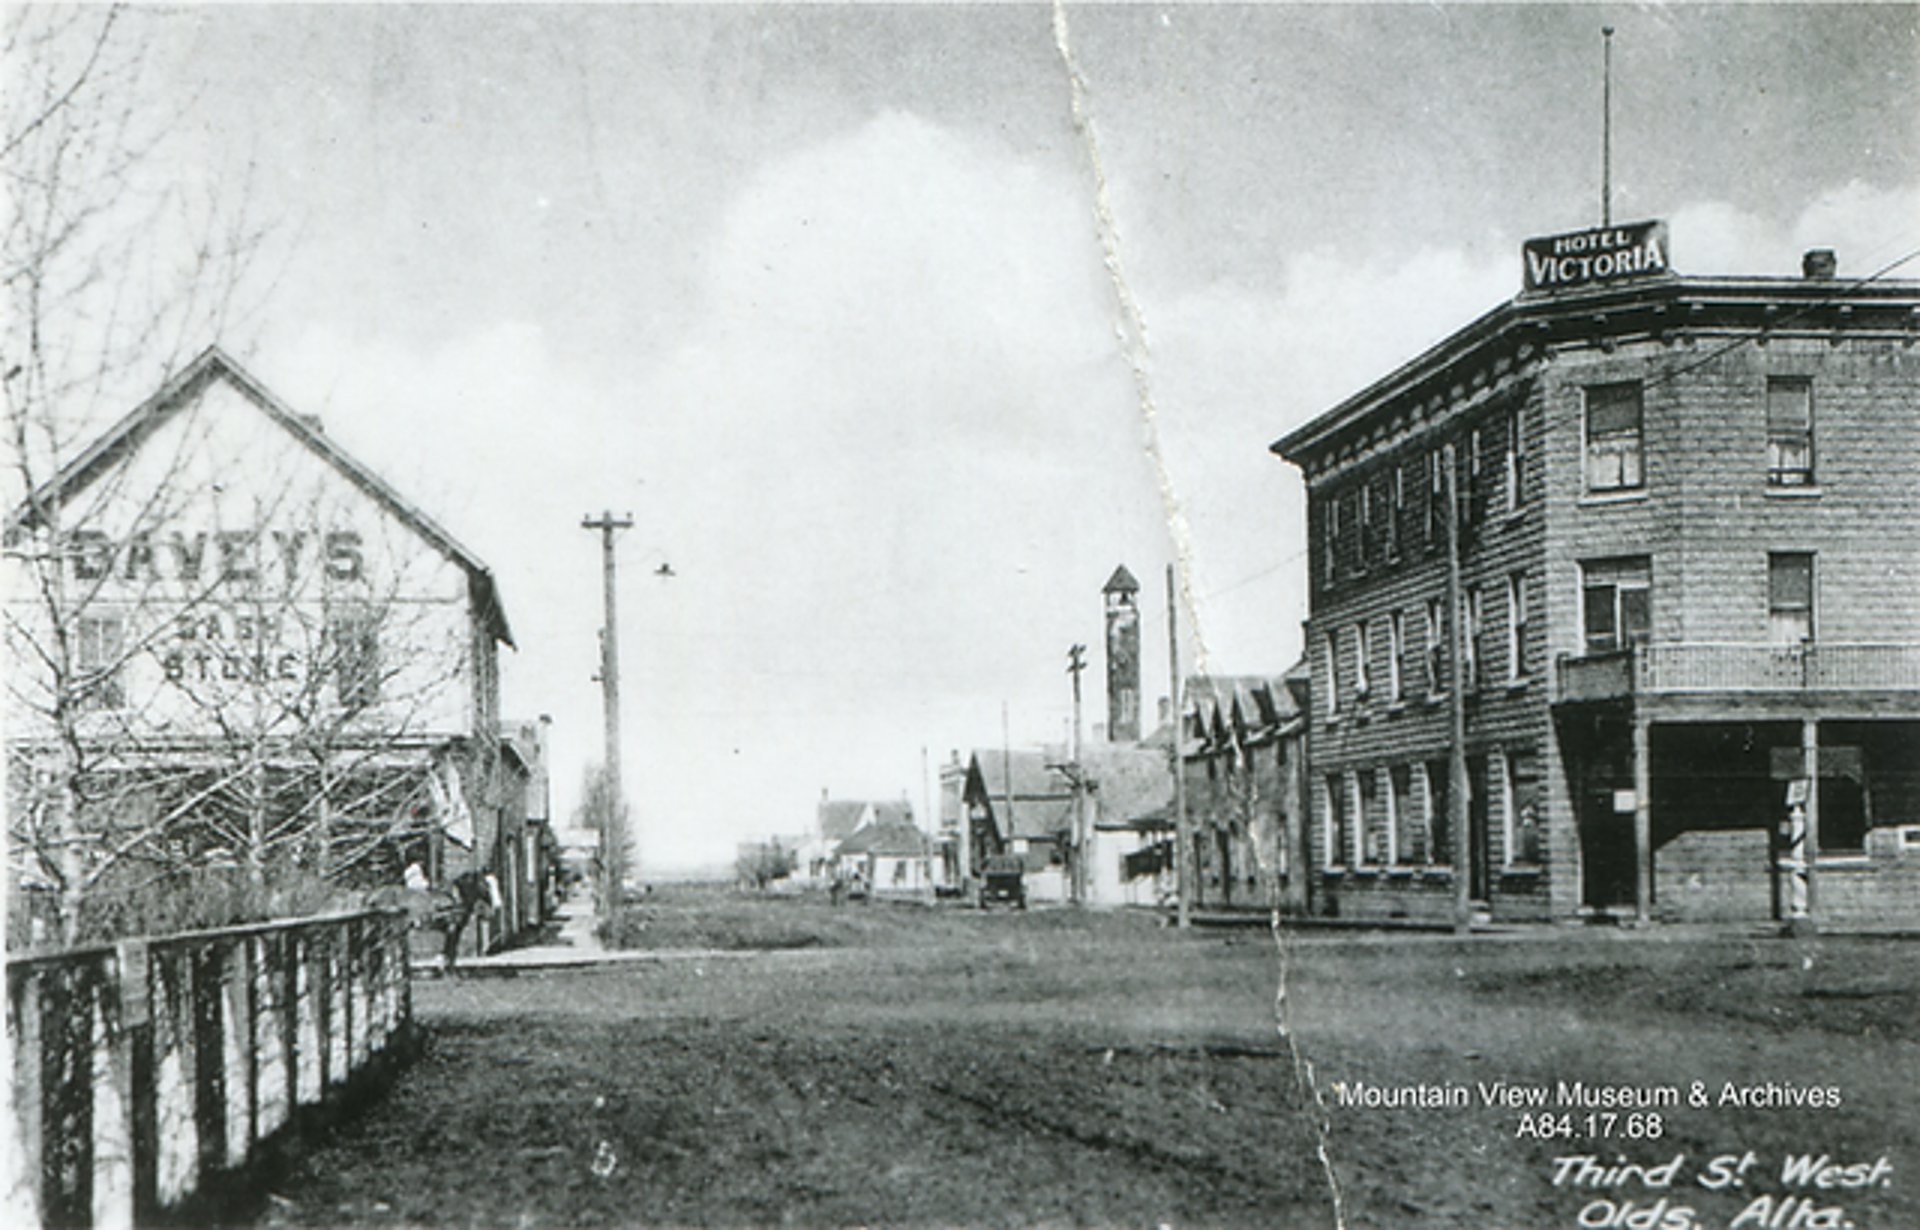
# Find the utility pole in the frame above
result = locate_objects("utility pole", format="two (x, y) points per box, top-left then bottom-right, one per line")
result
(582, 510), (632, 918)
(1067, 643), (1087, 904)
(1167, 565), (1191, 929)
(1443, 446), (1473, 935)
(1001, 701), (1015, 868)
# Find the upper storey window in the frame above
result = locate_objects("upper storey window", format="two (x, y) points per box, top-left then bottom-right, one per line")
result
(77, 613), (128, 712)
(1768, 553), (1815, 645)
(1767, 378), (1815, 487)
(1585, 382), (1644, 493)
(1582, 557), (1651, 653)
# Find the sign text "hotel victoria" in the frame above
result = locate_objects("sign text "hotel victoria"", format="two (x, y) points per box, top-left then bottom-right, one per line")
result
(1523, 219), (1669, 293)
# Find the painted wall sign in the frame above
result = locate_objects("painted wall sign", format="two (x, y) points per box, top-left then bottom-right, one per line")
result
(1522, 220), (1669, 293)
(63, 527), (366, 584)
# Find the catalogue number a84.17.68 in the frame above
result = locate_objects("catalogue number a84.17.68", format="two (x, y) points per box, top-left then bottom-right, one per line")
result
(1518, 1112), (1666, 1140)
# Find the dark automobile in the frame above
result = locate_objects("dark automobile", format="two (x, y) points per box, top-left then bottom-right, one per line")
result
(977, 855), (1027, 909)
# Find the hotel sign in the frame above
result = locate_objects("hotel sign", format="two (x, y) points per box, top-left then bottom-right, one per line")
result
(1522, 220), (1668, 293)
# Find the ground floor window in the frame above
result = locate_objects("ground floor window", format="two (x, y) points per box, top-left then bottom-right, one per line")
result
(1498, 751), (1543, 867)
(1359, 770), (1384, 865)
(1391, 765), (1420, 865)
(1324, 774), (1348, 868)
(1425, 758), (1453, 866)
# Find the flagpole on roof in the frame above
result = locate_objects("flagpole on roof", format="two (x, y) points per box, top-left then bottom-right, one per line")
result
(1602, 25), (1615, 227)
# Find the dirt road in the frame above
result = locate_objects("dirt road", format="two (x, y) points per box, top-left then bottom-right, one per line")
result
(253, 896), (1918, 1229)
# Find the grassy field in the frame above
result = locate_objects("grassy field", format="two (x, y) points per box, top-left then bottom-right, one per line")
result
(254, 888), (1919, 1229)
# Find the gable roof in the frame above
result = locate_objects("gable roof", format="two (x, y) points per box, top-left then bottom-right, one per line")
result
(5, 346), (514, 646)
(818, 800), (871, 842)
(964, 748), (1073, 841)
(1078, 745), (1174, 830)
(1102, 564), (1140, 595)
(837, 821), (929, 858)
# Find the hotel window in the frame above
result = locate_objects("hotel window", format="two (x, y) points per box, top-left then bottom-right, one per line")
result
(1462, 587), (1483, 688)
(1767, 378), (1814, 486)
(1585, 381), (1645, 492)
(1358, 770), (1381, 866)
(1343, 490), (1363, 578)
(1501, 751), (1543, 867)
(1324, 495), (1340, 587)
(1423, 596), (1445, 694)
(1391, 765), (1420, 866)
(1504, 406), (1525, 513)
(1768, 553), (1815, 644)
(1387, 466), (1403, 560)
(1468, 426), (1484, 520)
(1322, 634), (1340, 717)
(1425, 758), (1453, 866)
(1350, 623), (1369, 700)
(1582, 557), (1651, 653)
(1359, 483), (1375, 570)
(76, 614), (127, 712)
(1387, 611), (1406, 701)
(1506, 572), (1530, 681)
(1325, 774), (1349, 868)
(1426, 448), (1445, 545)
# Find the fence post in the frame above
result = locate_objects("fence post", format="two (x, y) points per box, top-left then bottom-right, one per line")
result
(8, 912), (414, 1224)
(221, 939), (254, 1170)
(153, 948), (199, 1207)
(295, 930), (322, 1107)
(327, 927), (350, 1091)
(91, 972), (133, 1230)
(252, 933), (289, 1141)
(7, 969), (45, 1226)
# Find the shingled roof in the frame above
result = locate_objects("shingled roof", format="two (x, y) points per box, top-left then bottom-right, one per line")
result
(1079, 745), (1174, 830)
(964, 748), (1073, 841)
(837, 821), (929, 859)
(818, 800), (871, 843)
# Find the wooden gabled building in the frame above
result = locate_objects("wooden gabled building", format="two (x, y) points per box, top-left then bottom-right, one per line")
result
(5, 347), (524, 944)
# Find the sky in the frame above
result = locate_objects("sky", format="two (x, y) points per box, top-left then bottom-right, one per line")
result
(16, 2), (1920, 870)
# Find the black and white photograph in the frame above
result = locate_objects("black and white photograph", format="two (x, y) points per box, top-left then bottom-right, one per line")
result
(5, 3), (1918, 1227)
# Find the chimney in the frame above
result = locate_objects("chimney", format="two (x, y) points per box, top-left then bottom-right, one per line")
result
(1802, 249), (1837, 280)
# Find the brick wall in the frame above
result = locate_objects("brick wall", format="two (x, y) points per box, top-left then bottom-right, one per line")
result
(1654, 829), (1774, 923)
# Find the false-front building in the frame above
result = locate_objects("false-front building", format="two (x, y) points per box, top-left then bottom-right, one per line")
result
(1274, 231), (1920, 927)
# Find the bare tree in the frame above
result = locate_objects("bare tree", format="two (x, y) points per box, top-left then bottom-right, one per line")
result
(2, 8), (500, 948)
(734, 839), (796, 892)
(571, 763), (629, 909)
(5, 402), (494, 946)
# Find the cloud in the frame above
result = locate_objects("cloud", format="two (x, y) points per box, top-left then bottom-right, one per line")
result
(1672, 179), (1920, 277)
(1147, 243), (1514, 671)
(255, 100), (1920, 871)
(1144, 174), (1920, 674)
(605, 111), (1193, 862)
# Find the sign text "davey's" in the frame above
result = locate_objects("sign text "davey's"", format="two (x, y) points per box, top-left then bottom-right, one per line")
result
(1523, 220), (1668, 293)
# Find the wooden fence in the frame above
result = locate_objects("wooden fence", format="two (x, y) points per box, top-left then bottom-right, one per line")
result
(5, 909), (412, 1228)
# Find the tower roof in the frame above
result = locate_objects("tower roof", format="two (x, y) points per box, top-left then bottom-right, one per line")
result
(1102, 564), (1139, 595)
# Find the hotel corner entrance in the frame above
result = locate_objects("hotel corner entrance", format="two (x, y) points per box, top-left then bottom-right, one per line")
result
(1560, 711), (1639, 913)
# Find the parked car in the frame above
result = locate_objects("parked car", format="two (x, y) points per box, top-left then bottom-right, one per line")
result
(977, 855), (1027, 909)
